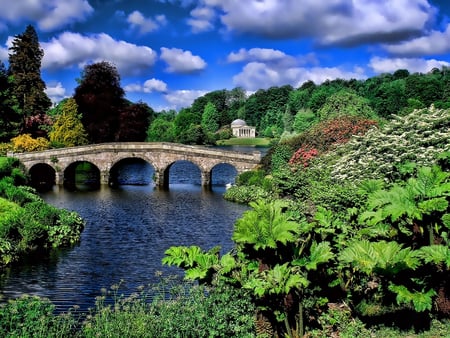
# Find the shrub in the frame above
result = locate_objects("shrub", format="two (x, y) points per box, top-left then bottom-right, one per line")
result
(10, 134), (50, 152)
(330, 107), (450, 182)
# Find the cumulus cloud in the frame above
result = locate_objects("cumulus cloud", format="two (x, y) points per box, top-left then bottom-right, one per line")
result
(45, 82), (67, 104)
(198, 0), (434, 46)
(125, 78), (168, 93)
(227, 48), (289, 63)
(160, 47), (207, 73)
(164, 89), (208, 109)
(383, 24), (450, 56)
(127, 10), (167, 34)
(0, 0), (93, 31)
(369, 56), (450, 74)
(42, 32), (158, 76)
(187, 7), (215, 33)
(233, 61), (365, 91)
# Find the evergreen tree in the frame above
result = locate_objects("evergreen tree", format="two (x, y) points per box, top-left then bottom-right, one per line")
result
(0, 61), (21, 141)
(74, 61), (126, 143)
(201, 102), (219, 133)
(49, 98), (88, 147)
(8, 25), (51, 132)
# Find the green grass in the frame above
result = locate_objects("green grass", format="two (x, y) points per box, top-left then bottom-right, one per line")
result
(216, 137), (272, 146)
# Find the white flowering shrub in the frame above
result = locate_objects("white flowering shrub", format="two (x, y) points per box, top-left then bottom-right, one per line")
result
(330, 106), (450, 182)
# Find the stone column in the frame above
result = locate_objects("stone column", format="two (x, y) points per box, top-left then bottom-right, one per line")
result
(201, 170), (211, 187)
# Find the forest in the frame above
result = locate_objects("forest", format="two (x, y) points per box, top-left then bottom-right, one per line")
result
(1, 25), (450, 153)
(0, 25), (449, 338)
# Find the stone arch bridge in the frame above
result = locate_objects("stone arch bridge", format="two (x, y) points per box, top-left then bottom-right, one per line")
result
(7, 142), (261, 188)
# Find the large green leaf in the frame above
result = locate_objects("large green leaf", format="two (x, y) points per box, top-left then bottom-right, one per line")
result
(232, 200), (300, 251)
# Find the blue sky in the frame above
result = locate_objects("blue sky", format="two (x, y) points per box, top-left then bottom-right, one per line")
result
(1, 0), (450, 112)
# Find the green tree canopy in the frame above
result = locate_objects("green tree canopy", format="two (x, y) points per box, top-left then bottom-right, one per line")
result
(146, 115), (176, 142)
(0, 61), (21, 142)
(201, 102), (219, 133)
(317, 90), (376, 121)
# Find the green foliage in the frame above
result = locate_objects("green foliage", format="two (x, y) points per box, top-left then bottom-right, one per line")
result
(223, 185), (272, 204)
(317, 89), (376, 121)
(0, 62), (21, 142)
(0, 170), (84, 267)
(146, 115), (176, 142)
(293, 108), (317, 133)
(233, 200), (300, 251)
(0, 295), (76, 338)
(201, 101), (220, 133)
(8, 25), (51, 129)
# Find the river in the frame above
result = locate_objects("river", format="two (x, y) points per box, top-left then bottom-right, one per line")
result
(0, 154), (259, 313)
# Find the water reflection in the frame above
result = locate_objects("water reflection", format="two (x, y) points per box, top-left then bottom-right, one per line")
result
(0, 174), (248, 312)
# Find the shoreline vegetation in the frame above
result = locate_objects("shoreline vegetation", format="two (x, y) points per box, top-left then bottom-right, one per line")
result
(0, 107), (448, 337)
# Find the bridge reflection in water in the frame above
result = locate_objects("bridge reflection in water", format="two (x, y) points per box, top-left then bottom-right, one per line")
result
(8, 142), (261, 191)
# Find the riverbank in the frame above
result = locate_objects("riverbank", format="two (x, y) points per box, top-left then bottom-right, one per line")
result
(216, 137), (272, 147)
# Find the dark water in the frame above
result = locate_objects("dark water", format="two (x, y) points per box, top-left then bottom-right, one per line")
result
(0, 161), (249, 312)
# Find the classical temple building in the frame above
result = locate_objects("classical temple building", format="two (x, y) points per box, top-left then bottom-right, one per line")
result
(231, 119), (256, 138)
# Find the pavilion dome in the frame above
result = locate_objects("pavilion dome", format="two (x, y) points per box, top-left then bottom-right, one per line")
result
(231, 119), (247, 127)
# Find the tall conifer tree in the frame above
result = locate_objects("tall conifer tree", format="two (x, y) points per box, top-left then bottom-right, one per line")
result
(8, 25), (51, 133)
(0, 61), (21, 141)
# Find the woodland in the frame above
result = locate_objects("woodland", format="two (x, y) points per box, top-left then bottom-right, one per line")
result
(0, 25), (449, 337)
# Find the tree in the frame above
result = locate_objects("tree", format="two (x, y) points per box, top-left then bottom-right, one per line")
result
(8, 25), (51, 132)
(317, 90), (376, 121)
(201, 102), (219, 133)
(146, 115), (176, 142)
(115, 102), (153, 142)
(48, 98), (88, 147)
(74, 61), (125, 143)
(0, 61), (21, 142)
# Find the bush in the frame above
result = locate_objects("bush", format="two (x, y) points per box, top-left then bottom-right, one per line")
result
(330, 106), (450, 182)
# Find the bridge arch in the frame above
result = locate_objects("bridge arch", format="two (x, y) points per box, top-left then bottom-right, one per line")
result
(29, 163), (56, 191)
(109, 157), (155, 186)
(64, 161), (101, 190)
(210, 163), (238, 186)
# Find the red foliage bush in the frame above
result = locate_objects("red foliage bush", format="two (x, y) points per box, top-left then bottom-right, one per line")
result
(289, 115), (377, 166)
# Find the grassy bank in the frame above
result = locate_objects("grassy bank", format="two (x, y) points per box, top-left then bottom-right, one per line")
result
(216, 137), (272, 147)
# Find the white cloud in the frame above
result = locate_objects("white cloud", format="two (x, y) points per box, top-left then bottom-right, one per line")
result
(160, 47), (207, 73)
(233, 61), (366, 91)
(42, 32), (158, 76)
(384, 24), (450, 56)
(369, 56), (450, 74)
(188, 7), (215, 33)
(45, 82), (67, 104)
(200, 0), (434, 46)
(0, 0), (93, 31)
(127, 10), (167, 34)
(227, 48), (288, 63)
(125, 78), (168, 93)
(164, 89), (208, 109)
